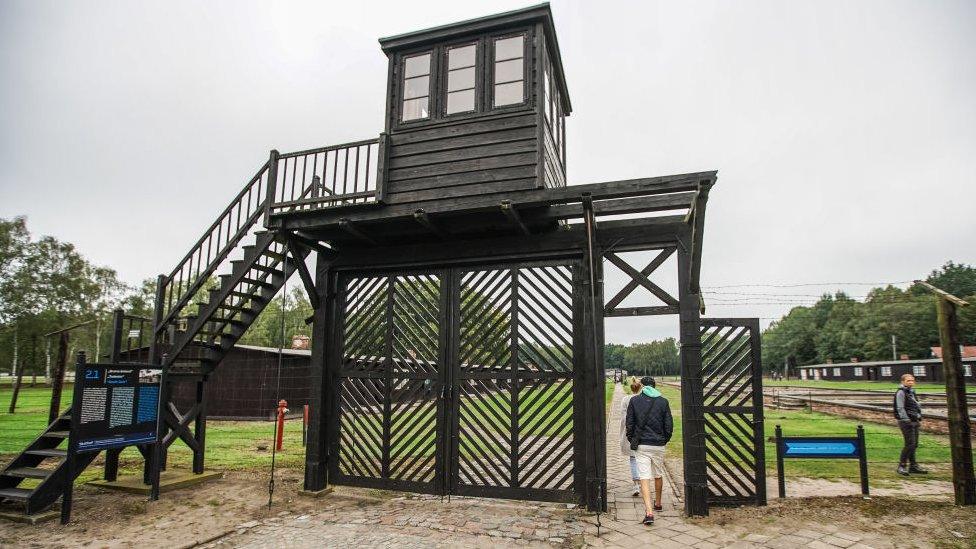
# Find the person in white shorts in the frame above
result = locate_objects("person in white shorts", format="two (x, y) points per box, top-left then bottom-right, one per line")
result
(618, 376), (643, 496)
(625, 376), (673, 525)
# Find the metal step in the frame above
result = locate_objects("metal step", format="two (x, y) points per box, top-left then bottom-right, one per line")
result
(4, 467), (53, 479)
(25, 448), (67, 458)
(42, 430), (70, 438)
(0, 488), (32, 502)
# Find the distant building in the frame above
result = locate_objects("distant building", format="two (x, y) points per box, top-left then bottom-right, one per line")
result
(121, 344), (312, 419)
(797, 357), (976, 382)
(931, 346), (976, 359)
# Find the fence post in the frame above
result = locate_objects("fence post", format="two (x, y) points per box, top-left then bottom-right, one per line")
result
(48, 331), (69, 425)
(935, 296), (976, 505)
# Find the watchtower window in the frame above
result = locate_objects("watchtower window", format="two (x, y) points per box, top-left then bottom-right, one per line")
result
(402, 52), (432, 122)
(446, 43), (477, 115)
(492, 34), (525, 107)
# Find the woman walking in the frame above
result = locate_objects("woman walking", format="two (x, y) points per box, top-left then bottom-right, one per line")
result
(619, 376), (642, 496)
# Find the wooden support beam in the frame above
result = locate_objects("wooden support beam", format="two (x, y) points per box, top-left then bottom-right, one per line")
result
(275, 171), (717, 231)
(292, 231), (337, 258)
(339, 218), (378, 245)
(549, 193), (696, 220)
(604, 306), (678, 317)
(287, 238), (321, 310)
(413, 209), (451, 240)
(687, 181), (713, 294)
(500, 200), (531, 235)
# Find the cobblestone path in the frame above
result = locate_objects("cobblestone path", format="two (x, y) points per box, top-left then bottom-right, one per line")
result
(206, 384), (925, 548)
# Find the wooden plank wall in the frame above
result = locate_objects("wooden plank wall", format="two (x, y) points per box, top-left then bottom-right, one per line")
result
(541, 119), (565, 189)
(385, 112), (540, 205)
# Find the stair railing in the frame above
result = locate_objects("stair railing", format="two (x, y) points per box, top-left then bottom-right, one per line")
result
(155, 161), (271, 339)
(153, 136), (381, 353)
(267, 138), (380, 216)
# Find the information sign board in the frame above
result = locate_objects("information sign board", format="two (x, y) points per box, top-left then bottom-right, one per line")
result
(71, 363), (161, 452)
(775, 425), (869, 498)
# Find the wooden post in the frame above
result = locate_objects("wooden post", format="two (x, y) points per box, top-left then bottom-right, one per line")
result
(110, 309), (124, 363)
(856, 425), (869, 497)
(775, 425), (785, 498)
(8, 338), (25, 413)
(678, 237), (709, 516)
(48, 331), (69, 425)
(936, 296), (976, 505)
(193, 379), (207, 474)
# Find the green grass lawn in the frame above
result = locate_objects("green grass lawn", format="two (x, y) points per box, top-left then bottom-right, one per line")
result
(764, 379), (958, 394)
(623, 381), (953, 487)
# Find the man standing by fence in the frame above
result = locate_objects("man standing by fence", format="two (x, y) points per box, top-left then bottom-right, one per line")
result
(626, 375), (673, 525)
(894, 373), (929, 476)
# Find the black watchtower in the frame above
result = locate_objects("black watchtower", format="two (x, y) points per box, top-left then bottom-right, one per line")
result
(1, 4), (767, 521)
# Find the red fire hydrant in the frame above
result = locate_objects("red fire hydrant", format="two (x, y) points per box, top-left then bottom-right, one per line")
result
(275, 399), (289, 451)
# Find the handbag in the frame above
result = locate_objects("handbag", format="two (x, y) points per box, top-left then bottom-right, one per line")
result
(629, 396), (659, 451)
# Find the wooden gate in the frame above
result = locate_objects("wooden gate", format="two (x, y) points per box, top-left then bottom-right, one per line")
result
(451, 261), (581, 502)
(329, 259), (584, 503)
(698, 318), (766, 506)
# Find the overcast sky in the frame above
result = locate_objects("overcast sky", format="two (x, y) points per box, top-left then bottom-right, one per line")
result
(2, 0), (974, 344)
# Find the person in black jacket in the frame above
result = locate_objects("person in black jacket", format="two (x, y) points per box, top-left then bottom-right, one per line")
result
(625, 376), (673, 525)
(894, 373), (928, 476)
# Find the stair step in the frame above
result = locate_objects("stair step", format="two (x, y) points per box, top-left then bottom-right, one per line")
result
(42, 430), (70, 438)
(262, 250), (288, 262)
(241, 278), (275, 289)
(0, 488), (31, 502)
(26, 448), (67, 458)
(209, 317), (249, 328)
(249, 263), (283, 274)
(4, 467), (54, 479)
(217, 303), (255, 313)
(227, 290), (269, 302)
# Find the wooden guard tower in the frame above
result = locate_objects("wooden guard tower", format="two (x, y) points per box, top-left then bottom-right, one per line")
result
(1, 3), (767, 519)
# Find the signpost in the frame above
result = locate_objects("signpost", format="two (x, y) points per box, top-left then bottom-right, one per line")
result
(61, 353), (161, 524)
(775, 424), (868, 498)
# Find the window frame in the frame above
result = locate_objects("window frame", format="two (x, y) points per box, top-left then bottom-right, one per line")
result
(881, 366), (892, 377)
(397, 49), (435, 125)
(488, 30), (529, 112)
(913, 364), (927, 377)
(853, 367), (863, 377)
(439, 38), (483, 119)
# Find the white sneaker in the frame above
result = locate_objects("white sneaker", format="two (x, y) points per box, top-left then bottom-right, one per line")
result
(632, 483), (640, 497)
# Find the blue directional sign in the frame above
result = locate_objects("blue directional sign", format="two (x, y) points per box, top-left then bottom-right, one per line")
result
(783, 438), (860, 458)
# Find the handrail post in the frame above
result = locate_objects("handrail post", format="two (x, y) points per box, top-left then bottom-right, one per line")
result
(264, 149), (280, 228)
(149, 274), (167, 365)
(110, 309), (124, 363)
(374, 134), (389, 204)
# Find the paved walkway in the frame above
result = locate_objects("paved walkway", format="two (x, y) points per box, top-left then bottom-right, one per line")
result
(202, 384), (916, 548)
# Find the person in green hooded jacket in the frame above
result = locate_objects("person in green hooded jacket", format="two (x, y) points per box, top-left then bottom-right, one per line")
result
(625, 375), (673, 525)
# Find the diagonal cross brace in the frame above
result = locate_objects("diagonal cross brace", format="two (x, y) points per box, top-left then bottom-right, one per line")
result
(604, 247), (678, 312)
(286, 237), (321, 310)
(162, 401), (202, 452)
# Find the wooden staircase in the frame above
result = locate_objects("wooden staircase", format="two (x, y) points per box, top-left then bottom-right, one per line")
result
(0, 412), (99, 515)
(162, 230), (310, 375)
(0, 146), (349, 516)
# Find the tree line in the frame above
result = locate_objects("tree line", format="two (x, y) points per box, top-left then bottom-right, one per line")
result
(761, 261), (976, 373)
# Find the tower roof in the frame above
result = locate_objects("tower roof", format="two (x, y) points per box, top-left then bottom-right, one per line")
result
(379, 3), (571, 114)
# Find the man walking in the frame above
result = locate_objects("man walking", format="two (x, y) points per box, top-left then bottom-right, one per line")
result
(894, 373), (928, 476)
(626, 376), (673, 525)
